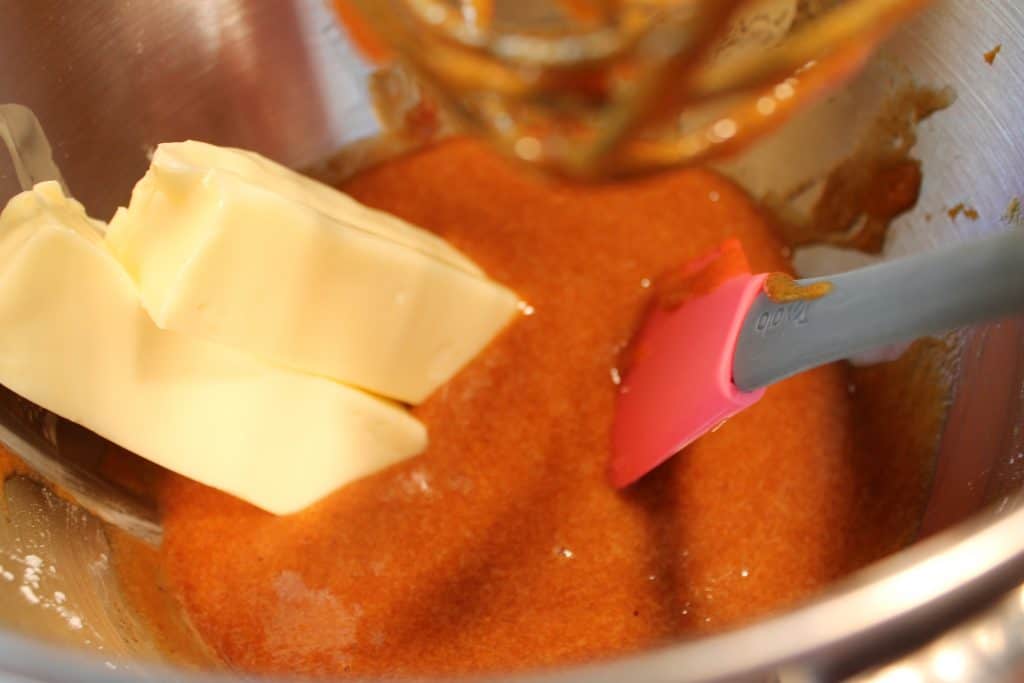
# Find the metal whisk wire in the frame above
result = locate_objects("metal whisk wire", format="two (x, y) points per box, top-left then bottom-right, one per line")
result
(349, 0), (932, 177)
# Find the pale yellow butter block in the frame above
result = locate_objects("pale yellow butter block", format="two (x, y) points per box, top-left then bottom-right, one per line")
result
(0, 182), (426, 515)
(106, 141), (519, 404)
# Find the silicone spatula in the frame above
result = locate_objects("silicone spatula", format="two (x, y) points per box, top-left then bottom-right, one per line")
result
(610, 228), (1024, 488)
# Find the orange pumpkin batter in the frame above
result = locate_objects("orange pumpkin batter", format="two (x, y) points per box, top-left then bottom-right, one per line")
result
(153, 140), (931, 677)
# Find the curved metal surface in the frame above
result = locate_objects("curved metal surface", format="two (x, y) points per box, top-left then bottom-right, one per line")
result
(0, 0), (378, 220)
(853, 582), (1024, 683)
(0, 0), (1021, 681)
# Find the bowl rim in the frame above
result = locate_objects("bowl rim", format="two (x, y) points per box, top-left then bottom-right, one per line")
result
(0, 441), (1022, 683)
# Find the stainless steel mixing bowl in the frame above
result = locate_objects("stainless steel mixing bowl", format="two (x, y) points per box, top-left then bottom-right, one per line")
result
(0, 1), (1022, 681)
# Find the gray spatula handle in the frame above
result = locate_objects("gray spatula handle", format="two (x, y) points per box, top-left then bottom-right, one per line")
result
(733, 228), (1024, 392)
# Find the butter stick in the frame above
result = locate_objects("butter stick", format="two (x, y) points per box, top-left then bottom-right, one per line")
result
(0, 182), (426, 515)
(107, 141), (520, 404)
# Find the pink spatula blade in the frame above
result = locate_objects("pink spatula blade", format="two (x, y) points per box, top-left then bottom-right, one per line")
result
(610, 271), (767, 487)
